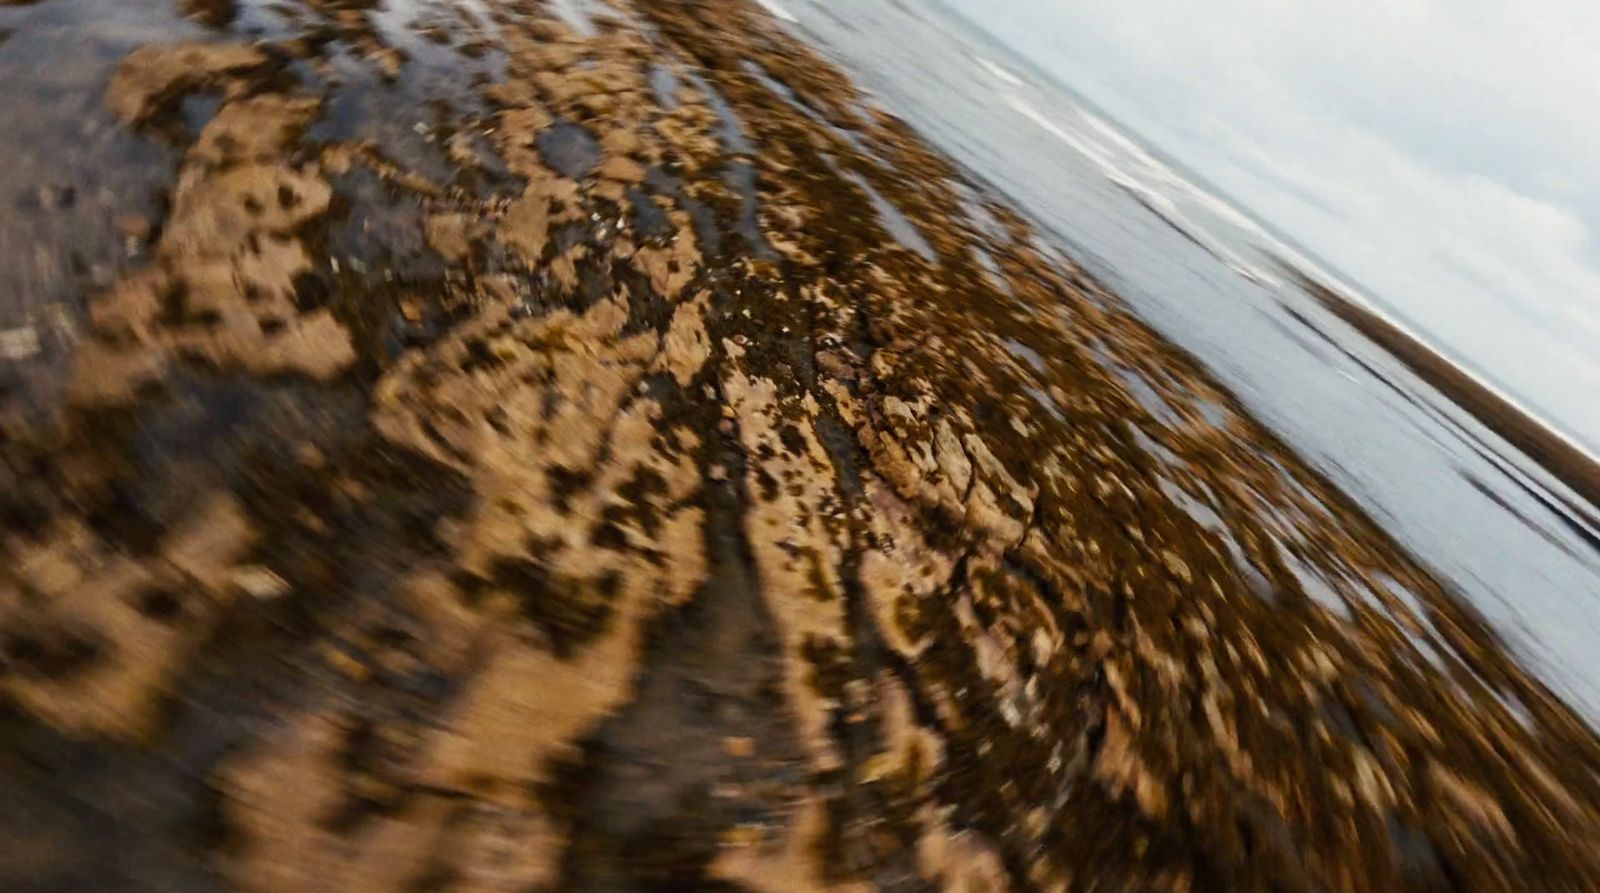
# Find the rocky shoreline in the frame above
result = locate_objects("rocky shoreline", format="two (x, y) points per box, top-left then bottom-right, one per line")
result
(1292, 269), (1600, 527)
(2, 1), (1599, 891)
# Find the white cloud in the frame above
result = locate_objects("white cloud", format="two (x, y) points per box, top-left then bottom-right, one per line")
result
(953, 0), (1600, 445)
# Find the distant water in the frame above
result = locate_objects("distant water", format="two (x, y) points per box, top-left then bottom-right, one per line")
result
(774, 0), (1600, 716)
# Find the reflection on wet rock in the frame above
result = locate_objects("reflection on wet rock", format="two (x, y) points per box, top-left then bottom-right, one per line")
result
(0, 0), (1599, 891)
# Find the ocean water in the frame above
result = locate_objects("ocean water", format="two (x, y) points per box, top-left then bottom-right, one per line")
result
(772, 0), (1600, 716)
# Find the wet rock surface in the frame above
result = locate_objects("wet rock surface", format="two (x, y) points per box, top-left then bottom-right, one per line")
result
(2, 0), (1599, 891)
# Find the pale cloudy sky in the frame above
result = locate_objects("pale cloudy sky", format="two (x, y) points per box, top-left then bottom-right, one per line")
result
(950, 0), (1600, 450)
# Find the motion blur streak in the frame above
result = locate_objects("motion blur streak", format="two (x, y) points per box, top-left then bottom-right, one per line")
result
(1, 0), (1598, 891)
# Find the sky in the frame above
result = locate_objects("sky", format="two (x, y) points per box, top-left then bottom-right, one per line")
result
(949, 0), (1600, 452)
